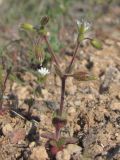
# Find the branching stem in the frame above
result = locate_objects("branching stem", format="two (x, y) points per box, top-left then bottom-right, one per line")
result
(59, 76), (66, 116)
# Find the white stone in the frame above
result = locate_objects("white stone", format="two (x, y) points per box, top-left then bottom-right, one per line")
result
(2, 124), (13, 136)
(67, 144), (82, 155)
(56, 149), (70, 160)
(68, 107), (76, 116)
(110, 102), (120, 111)
(29, 142), (36, 148)
(30, 146), (48, 160)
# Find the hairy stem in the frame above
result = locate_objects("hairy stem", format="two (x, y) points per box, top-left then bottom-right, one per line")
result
(56, 127), (60, 140)
(59, 76), (66, 116)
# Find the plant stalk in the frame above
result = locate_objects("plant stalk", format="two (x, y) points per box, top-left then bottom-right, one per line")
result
(66, 40), (80, 73)
(0, 68), (11, 109)
(59, 76), (66, 116)
(56, 127), (60, 140)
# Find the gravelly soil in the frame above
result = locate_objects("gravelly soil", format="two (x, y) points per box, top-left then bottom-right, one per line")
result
(0, 5), (120, 160)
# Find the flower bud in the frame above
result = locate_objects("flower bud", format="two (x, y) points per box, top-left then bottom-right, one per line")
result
(91, 38), (102, 50)
(21, 23), (34, 31)
(40, 16), (49, 26)
(72, 71), (96, 81)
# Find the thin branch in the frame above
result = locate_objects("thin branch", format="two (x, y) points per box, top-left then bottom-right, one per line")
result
(59, 76), (66, 116)
(66, 40), (80, 73)
(43, 35), (60, 67)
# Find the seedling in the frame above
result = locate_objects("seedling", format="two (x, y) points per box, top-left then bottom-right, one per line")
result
(21, 16), (102, 157)
(0, 66), (12, 113)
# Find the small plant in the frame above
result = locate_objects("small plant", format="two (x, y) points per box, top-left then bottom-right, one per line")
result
(0, 65), (12, 113)
(21, 16), (102, 157)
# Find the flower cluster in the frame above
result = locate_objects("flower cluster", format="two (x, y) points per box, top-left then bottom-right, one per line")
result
(77, 19), (92, 33)
(38, 67), (49, 76)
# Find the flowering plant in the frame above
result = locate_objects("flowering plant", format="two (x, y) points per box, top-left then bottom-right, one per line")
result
(0, 66), (11, 114)
(21, 16), (102, 157)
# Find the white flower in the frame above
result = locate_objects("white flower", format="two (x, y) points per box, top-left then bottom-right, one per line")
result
(84, 21), (91, 31)
(77, 19), (91, 32)
(38, 67), (49, 76)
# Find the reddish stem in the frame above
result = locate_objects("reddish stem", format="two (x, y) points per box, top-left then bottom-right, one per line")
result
(59, 76), (66, 116)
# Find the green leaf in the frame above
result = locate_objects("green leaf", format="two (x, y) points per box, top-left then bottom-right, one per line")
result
(57, 138), (66, 148)
(50, 140), (57, 147)
(91, 39), (102, 50)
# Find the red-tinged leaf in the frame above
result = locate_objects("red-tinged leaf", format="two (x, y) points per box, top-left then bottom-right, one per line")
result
(41, 132), (56, 140)
(50, 140), (57, 147)
(50, 145), (64, 156)
(50, 138), (67, 148)
(50, 146), (60, 156)
(52, 116), (67, 129)
(64, 137), (78, 144)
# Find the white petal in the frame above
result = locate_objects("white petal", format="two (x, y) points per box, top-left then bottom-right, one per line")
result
(38, 67), (49, 76)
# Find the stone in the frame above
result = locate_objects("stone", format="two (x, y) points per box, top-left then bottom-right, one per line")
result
(56, 149), (70, 160)
(67, 144), (82, 155)
(110, 102), (120, 111)
(66, 85), (77, 95)
(2, 124), (13, 136)
(74, 101), (81, 107)
(68, 107), (76, 116)
(55, 76), (61, 86)
(30, 146), (48, 160)
(66, 78), (77, 95)
(9, 128), (26, 144)
(29, 142), (36, 148)
(56, 144), (82, 160)
(12, 83), (31, 105)
(74, 124), (81, 132)
(67, 107), (77, 123)
(41, 89), (50, 99)
(105, 39), (114, 46)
